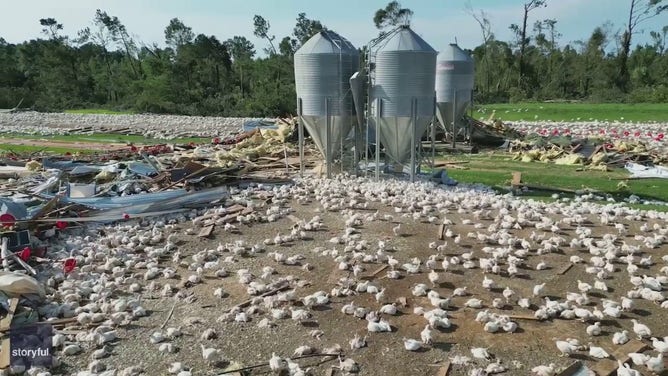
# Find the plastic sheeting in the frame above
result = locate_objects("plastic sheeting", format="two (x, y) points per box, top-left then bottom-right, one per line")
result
(41, 186), (229, 216)
(0, 271), (45, 298)
(625, 163), (668, 179)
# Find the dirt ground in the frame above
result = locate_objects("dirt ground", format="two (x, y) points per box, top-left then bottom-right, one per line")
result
(44, 178), (668, 376)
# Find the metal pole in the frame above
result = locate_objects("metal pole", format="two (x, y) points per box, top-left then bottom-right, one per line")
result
(326, 97), (332, 179)
(431, 95), (436, 170)
(298, 98), (304, 177)
(375, 98), (381, 181)
(353, 118), (359, 176)
(410, 98), (417, 183)
(365, 110), (369, 178)
(452, 89), (457, 149)
(469, 89), (474, 144)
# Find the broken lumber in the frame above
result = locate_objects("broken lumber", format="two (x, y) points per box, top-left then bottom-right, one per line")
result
(558, 263), (573, 275)
(0, 298), (19, 368)
(227, 282), (290, 314)
(555, 361), (583, 376)
(436, 361), (451, 376)
(592, 340), (648, 376)
(198, 225), (214, 238)
(507, 314), (541, 321)
(511, 171), (522, 187)
(360, 265), (388, 281)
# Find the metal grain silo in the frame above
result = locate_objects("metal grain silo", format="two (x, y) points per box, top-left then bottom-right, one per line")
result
(368, 26), (437, 177)
(435, 43), (474, 136)
(294, 30), (359, 176)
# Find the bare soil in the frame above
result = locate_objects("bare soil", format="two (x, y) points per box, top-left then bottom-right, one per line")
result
(52, 184), (668, 376)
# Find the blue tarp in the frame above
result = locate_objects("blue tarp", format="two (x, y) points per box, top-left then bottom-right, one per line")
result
(243, 120), (277, 132)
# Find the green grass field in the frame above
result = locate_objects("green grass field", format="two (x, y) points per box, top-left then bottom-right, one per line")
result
(0, 144), (95, 154)
(474, 103), (668, 123)
(441, 153), (668, 211)
(64, 109), (135, 115)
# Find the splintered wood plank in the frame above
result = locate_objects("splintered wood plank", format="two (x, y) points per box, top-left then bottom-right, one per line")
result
(438, 223), (446, 240)
(436, 361), (451, 376)
(197, 225), (214, 238)
(224, 204), (246, 214)
(558, 263), (573, 275)
(361, 265), (388, 281)
(511, 171), (522, 187)
(0, 298), (19, 368)
(287, 215), (302, 224)
(593, 340), (648, 376)
(555, 361), (582, 376)
(508, 314), (540, 321)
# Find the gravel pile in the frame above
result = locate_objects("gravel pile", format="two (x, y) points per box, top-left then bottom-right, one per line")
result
(0, 112), (275, 139)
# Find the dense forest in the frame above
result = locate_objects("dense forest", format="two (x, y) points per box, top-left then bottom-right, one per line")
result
(0, 1), (666, 116)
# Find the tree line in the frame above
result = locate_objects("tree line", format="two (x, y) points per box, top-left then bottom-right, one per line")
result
(0, 1), (666, 116)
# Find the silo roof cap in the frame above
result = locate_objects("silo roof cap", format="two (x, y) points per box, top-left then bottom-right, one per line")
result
(295, 30), (358, 55)
(375, 27), (436, 53)
(438, 43), (473, 62)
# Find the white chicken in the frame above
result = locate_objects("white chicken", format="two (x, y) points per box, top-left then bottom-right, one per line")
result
(645, 353), (664, 374)
(470, 347), (491, 360)
(200, 344), (223, 365)
(555, 340), (578, 357)
(420, 325), (433, 345)
(616, 360), (641, 376)
(588, 344), (610, 359)
(612, 330), (630, 345)
(531, 363), (556, 376)
(403, 338), (422, 351)
(631, 319), (651, 340)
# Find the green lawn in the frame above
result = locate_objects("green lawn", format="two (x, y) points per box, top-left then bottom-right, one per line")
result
(0, 144), (94, 155)
(474, 102), (668, 123)
(441, 153), (668, 211)
(0, 133), (210, 145)
(64, 109), (135, 115)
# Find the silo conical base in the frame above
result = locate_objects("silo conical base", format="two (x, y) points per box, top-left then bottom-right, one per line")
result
(300, 115), (353, 162)
(310, 162), (344, 176)
(436, 100), (471, 135)
(375, 116), (432, 165)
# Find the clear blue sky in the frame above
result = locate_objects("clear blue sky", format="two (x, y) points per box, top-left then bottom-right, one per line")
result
(1, 0), (664, 54)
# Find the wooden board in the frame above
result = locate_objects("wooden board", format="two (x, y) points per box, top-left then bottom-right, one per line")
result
(558, 263), (573, 275)
(436, 361), (451, 376)
(0, 298), (19, 368)
(508, 314), (541, 321)
(225, 204), (246, 214)
(511, 171), (522, 187)
(197, 225), (214, 238)
(287, 215), (302, 224)
(555, 361), (583, 376)
(360, 265), (388, 281)
(592, 340), (649, 376)
(438, 224), (446, 240)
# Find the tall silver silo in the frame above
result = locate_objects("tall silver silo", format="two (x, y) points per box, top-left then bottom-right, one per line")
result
(435, 43), (474, 138)
(368, 26), (437, 180)
(294, 30), (359, 177)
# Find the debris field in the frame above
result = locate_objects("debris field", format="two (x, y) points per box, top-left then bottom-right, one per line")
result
(0, 115), (666, 376)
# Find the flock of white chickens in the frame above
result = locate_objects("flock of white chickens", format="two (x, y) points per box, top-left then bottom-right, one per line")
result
(14, 169), (666, 376)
